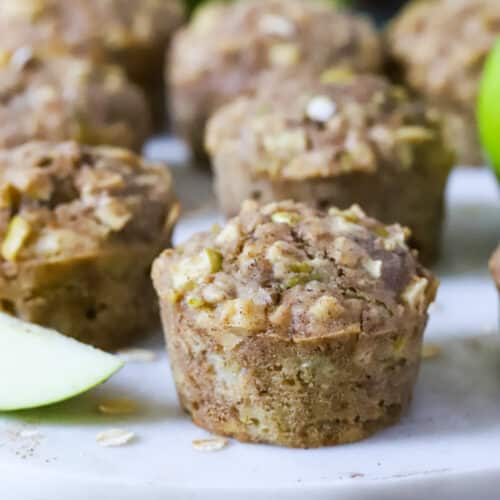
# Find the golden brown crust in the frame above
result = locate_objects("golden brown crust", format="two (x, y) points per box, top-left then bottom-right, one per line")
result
(169, 0), (382, 156)
(206, 71), (454, 263)
(0, 141), (178, 349)
(153, 201), (437, 447)
(0, 51), (151, 151)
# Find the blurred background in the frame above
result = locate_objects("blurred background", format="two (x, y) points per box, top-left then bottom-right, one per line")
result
(186, 0), (411, 23)
(352, 0), (410, 24)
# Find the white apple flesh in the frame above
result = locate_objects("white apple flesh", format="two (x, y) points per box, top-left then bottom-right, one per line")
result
(0, 313), (124, 411)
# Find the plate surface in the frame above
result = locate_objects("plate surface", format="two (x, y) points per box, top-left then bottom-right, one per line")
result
(1, 139), (499, 500)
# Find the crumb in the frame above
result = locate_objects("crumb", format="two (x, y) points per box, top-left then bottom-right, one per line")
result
(350, 473), (365, 479)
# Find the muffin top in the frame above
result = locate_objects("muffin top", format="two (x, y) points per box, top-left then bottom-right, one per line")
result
(153, 201), (437, 342)
(171, 0), (382, 86)
(206, 70), (454, 181)
(0, 50), (151, 150)
(491, 246), (500, 290)
(0, 142), (177, 264)
(387, 0), (500, 109)
(0, 0), (184, 58)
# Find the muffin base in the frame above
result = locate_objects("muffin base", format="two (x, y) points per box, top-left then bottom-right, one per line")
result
(158, 294), (425, 449)
(188, 394), (407, 449)
(439, 107), (483, 167)
(115, 45), (169, 131)
(0, 245), (163, 351)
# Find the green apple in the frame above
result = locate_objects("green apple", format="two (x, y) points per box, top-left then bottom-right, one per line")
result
(478, 39), (500, 179)
(0, 313), (123, 411)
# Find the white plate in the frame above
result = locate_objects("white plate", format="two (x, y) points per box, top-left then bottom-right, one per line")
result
(1, 139), (499, 500)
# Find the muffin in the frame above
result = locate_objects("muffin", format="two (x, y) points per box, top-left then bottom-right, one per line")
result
(0, 141), (178, 351)
(206, 70), (454, 264)
(152, 200), (437, 448)
(386, 0), (500, 165)
(491, 246), (500, 291)
(0, 50), (151, 151)
(0, 0), (185, 126)
(169, 0), (382, 157)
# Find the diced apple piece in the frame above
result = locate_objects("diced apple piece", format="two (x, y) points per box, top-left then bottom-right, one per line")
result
(1, 216), (32, 261)
(171, 248), (223, 293)
(205, 248), (223, 273)
(271, 211), (301, 226)
(220, 299), (267, 336)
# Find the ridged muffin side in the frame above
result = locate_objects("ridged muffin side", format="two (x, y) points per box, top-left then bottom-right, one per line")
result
(153, 200), (437, 448)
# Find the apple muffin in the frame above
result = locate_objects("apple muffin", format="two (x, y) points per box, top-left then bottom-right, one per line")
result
(386, 0), (500, 165)
(152, 200), (437, 448)
(0, 141), (178, 351)
(0, 50), (151, 151)
(491, 246), (500, 291)
(206, 70), (454, 264)
(0, 0), (185, 126)
(169, 0), (382, 157)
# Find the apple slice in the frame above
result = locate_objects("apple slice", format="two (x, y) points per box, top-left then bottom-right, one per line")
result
(0, 313), (124, 411)
(478, 40), (500, 179)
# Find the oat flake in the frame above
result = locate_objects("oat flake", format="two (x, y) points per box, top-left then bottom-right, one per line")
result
(96, 429), (135, 447)
(98, 398), (138, 415)
(116, 348), (156, 363)
(192, 437), (228, 452)
(19, 429), (41, 438)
